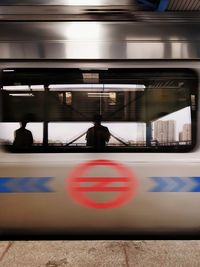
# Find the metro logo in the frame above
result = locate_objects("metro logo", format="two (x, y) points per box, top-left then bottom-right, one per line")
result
(67, 159), (138, 209)
(75, 177), (132, 192)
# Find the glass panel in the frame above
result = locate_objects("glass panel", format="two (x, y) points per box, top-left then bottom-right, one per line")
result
(1, 91), (44, 122)
(0, 68), (197, 152)
(46, 89), (144, 122)
(152, 107), (191, 146)
(48, 122), (146, 147)
(0, 123), (43, 146)
(48, 122), (92, 146)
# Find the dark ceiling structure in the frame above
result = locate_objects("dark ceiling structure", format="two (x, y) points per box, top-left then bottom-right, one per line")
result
(136, 0), (200, 11)
(0, 0), (199, 11)
(0, 0), (199, 21)
(168, 0), (200, 11)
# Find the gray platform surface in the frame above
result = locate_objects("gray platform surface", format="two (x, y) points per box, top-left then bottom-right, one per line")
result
(0, 241), (200, 266)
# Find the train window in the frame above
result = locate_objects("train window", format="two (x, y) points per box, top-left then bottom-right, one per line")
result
(0, 122), (43, 147)
(0, 68), (197, 153)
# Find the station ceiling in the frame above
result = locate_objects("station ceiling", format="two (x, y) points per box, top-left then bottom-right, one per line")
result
(0, 0), (199, 21)
(0, 0), (199, 11)
(168, 0), (200, 11)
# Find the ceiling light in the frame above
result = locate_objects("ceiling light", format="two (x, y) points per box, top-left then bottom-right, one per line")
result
(3, 69), (15, 72)
(9, 93), (34, 97)
(3, 85), (29, 91)
(49, 84), (145, 91)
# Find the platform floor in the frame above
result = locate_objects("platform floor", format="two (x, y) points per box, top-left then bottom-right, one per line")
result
(0, 241), (200, 266)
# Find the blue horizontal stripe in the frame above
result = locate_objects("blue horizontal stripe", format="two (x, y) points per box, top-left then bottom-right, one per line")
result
(0, 177), (54, 193)
(149, 177), (200, 192)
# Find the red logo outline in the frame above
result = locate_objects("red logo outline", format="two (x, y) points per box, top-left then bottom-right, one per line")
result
(67, 159), (138, 209)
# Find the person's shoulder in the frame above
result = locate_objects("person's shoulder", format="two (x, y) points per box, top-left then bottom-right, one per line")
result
(87, 126), (94, 131)
(25, 129), (32, 135)
(15, 128), (22, 134)
(101, 125), (109, 131)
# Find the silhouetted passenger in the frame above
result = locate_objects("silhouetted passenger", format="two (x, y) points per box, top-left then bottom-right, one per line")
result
(86, 114), (110, 150)
(13, 121), (33, 149)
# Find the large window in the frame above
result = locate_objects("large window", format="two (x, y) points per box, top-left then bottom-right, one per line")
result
(0, 68), (197, 152)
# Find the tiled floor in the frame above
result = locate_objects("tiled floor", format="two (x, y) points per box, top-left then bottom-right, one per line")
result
(0, 241), (200, 267)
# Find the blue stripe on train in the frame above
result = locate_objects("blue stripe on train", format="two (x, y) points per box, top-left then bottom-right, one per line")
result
(149, 177), (200, 192)
(0, 177), (54, 193)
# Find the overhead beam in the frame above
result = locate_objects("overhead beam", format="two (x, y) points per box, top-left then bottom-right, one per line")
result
(157, 0), (170, 11)
(137, 0), (169, 11)
(136, 0), (157, 9)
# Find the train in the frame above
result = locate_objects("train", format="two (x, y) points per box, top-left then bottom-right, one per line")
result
(0, 5), (200, 238)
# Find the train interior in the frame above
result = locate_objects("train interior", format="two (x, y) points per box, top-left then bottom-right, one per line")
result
(0, 68), (197, 153)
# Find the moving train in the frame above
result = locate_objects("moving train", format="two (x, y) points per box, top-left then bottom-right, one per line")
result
(0, 2), (200, 238)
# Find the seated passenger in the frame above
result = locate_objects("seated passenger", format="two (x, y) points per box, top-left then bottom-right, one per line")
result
(13, 121), (33, 149)
(86, 114), (110, 150)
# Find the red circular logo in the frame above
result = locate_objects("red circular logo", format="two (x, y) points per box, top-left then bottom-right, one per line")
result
(67, 159), (138, 209)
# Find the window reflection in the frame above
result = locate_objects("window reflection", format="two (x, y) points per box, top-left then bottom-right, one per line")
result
(0, 68), (196, 152)
(0, 123), (43, 146)
(152, 107), (192, 146)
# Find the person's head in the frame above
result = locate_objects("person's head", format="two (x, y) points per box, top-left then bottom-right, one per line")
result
(93, 114), (102, 125)
(20, 120), (27, 128)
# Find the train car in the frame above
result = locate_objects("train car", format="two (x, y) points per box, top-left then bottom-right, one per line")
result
(0, 2), (200, 238)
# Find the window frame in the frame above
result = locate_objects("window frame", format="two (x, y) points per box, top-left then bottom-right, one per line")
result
(0, 67), (198, 153)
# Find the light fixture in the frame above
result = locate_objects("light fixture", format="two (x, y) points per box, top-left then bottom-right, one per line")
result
(49, 84), (145, 91)
(87, 93), (110, 98)
(49, 84), (102, 91)
(3, 85), (30, 91)
(30, 85), (44, 91)
(3, 85), (45, 91)
(3, 69), (15, 72)
(9, 93), (34, 97)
